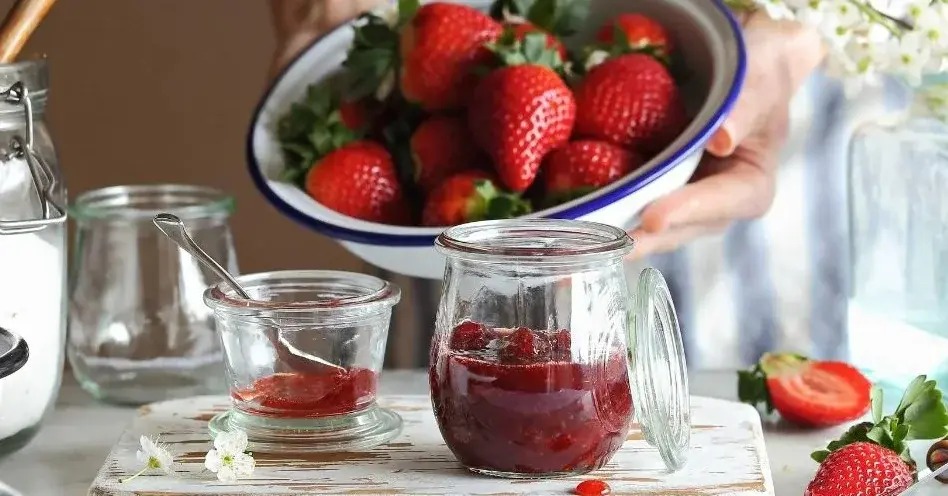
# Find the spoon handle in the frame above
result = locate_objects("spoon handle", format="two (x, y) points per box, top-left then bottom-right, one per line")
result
(152, 213), (251, 299)
(0, 0), (56, 63)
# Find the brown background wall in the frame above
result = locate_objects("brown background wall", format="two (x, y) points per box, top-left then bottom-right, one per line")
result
(9, 0), (361, 273)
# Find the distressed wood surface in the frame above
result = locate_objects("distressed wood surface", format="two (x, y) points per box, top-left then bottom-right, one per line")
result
(89, 395), (774, 496)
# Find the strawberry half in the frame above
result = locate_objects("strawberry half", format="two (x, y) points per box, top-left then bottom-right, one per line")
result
(573, 53), (687, 156)
(805, 376), (948, 496)
(543, 140), (644, 204)
(596, 13), (673, 58)
(305, 141), (412, 225)
(411, 115), (483, 193)
(400, 2), (503, 111)
(738, 353), (871, 427)
(421, 170), (531, 227)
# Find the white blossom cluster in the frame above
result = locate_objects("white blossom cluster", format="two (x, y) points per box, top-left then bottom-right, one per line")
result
(735, 0), (948, 106)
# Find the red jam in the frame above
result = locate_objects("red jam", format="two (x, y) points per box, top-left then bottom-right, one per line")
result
(233, 368), (377, 418)
(430, 322), (633, 476)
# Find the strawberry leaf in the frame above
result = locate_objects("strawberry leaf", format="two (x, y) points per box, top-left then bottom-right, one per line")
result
(812, 375), (948, 471)
(737, 363), (775, 414)
(344, 13), (400, 101)
(485, 29), (565, 71)
(397, 0), (421, 27)
(471, 180), (532, 220)
(490, 0), (590, 37)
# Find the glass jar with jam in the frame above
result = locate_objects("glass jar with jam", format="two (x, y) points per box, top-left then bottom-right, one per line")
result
(203, 270), (403, 452)
(429, 219), (691, 478)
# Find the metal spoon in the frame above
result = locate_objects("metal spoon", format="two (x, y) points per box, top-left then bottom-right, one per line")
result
(152, 213), (343, 372)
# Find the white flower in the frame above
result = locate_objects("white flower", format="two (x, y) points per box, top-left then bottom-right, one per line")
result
(120, 435), (175, 483)
(884, 31), (932, 87)
(921, 83), (948, 121)
(584, 49), (610, 71)
(757, 0), (797, 20)
(205, 430), (255, 482)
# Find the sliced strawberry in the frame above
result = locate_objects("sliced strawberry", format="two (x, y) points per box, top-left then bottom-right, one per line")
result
(759, 354), (871, 427)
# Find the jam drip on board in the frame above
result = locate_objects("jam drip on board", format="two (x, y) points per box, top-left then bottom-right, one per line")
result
(430, 321), (634, 476)
(233, 368), (377, 418)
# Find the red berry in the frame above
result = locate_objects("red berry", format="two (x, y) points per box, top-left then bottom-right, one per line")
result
(550, 329), (572, 361)
(575, 479), (612, 495)
(449, 321), (491, 351)
(499, 327), (551, 364)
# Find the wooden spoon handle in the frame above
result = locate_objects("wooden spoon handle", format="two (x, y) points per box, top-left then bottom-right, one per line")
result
(0, 0), (56, 64)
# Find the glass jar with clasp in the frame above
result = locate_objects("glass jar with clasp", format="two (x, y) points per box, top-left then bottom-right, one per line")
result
(428, 218), (691, 478)
(0, 58), (68, 458)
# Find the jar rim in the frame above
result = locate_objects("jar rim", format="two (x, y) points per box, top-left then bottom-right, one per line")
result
(435, 219), (634, 262)
(203, 270), (401, 315)
(70, 184), (235, 221)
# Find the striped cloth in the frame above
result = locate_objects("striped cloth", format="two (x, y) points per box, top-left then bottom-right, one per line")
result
(371, 70), (911, 371)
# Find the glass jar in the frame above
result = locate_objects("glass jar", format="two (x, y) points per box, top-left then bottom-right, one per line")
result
(0, 59), (68, 458)
(0, 327), (30, 495)
(847, 77), (948, 410)
(429, 219), (691, 478)
(67, 184), (235, 405)
(204, 270), (403, 453)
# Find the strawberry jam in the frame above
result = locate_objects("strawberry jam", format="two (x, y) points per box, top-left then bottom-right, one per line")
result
(233, 368), (377, 418)
(430, 322), (633, 476)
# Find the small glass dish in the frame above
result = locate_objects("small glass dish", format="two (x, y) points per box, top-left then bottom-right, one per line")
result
(203, 270), (402, 452)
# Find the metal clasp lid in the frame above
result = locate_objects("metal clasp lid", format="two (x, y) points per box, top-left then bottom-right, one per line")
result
(0, 81), (66, 235)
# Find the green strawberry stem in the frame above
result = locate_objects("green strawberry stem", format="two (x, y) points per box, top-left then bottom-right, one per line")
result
(473, 180), (532, 220)
(811, 375), (948, 471)
(483, 29), (566, 73)
(488, 0), (591, 38)
(276, 80), (362, 186)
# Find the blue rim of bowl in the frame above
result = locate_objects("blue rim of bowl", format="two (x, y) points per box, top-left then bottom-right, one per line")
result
(246, 0), (748, 247)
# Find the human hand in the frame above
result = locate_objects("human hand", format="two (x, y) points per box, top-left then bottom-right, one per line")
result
(628, 11), (826, 259)
(268, 0), (385, 79)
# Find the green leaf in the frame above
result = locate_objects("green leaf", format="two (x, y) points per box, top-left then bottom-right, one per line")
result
(485, 27), (565, 72)
(737, 364), (774, 414)
(871, 386), (884, 424)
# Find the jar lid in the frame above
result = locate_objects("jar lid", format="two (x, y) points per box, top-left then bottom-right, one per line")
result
(629, 267), (691, 472)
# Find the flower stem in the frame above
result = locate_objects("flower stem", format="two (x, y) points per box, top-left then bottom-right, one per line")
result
(119, 466), (149, 483)
(845, 0), (903, 36)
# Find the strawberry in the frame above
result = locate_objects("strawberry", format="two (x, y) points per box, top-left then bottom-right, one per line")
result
(507, 22), (568, 61)
(543, 140), (643, 203)
(305, 141), (411, 225)
(738, 353), (871, 427)
(400, 2), (503, 111)
(468, 64), (576, 192)
(421, 170), (531, 227)
(596, 14), (672, 58)
(805, 376), (948, 496)
(805, 442), (914, 496)
(410, 116), (483, 193)
(573, 53), (687, 155)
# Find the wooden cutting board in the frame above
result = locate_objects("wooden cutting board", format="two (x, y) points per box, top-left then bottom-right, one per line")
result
(88, 395), (774, 495)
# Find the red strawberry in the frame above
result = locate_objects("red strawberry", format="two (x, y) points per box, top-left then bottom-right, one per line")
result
(468, 64), (576, 192)
(507, 22), (568, 61)
(421, 170), (530, 227)
(738, 353), (871, 427)
(305, 141), (411, 225)
(544, 140), (644, 203)
(596, 14), (672, 57)
(411, 116), (483, 193)
(805, 442), (914, 496)
(400, 3), (503, 111)
(573, 53), (687, 155)
(338, 99), (373, 131)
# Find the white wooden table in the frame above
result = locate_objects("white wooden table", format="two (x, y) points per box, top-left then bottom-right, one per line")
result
(0, 370), (851, 495)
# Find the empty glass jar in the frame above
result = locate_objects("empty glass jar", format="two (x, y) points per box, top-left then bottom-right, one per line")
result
(429, 219), (691, 479)
(67, 184), (236, 404)
(204, 270), (403, 453)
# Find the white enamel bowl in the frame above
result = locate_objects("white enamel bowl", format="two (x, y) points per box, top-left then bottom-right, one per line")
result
(247, 0), (747, 279)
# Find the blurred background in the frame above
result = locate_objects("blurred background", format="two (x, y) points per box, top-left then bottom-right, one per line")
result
(6, 0), (363, 273)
